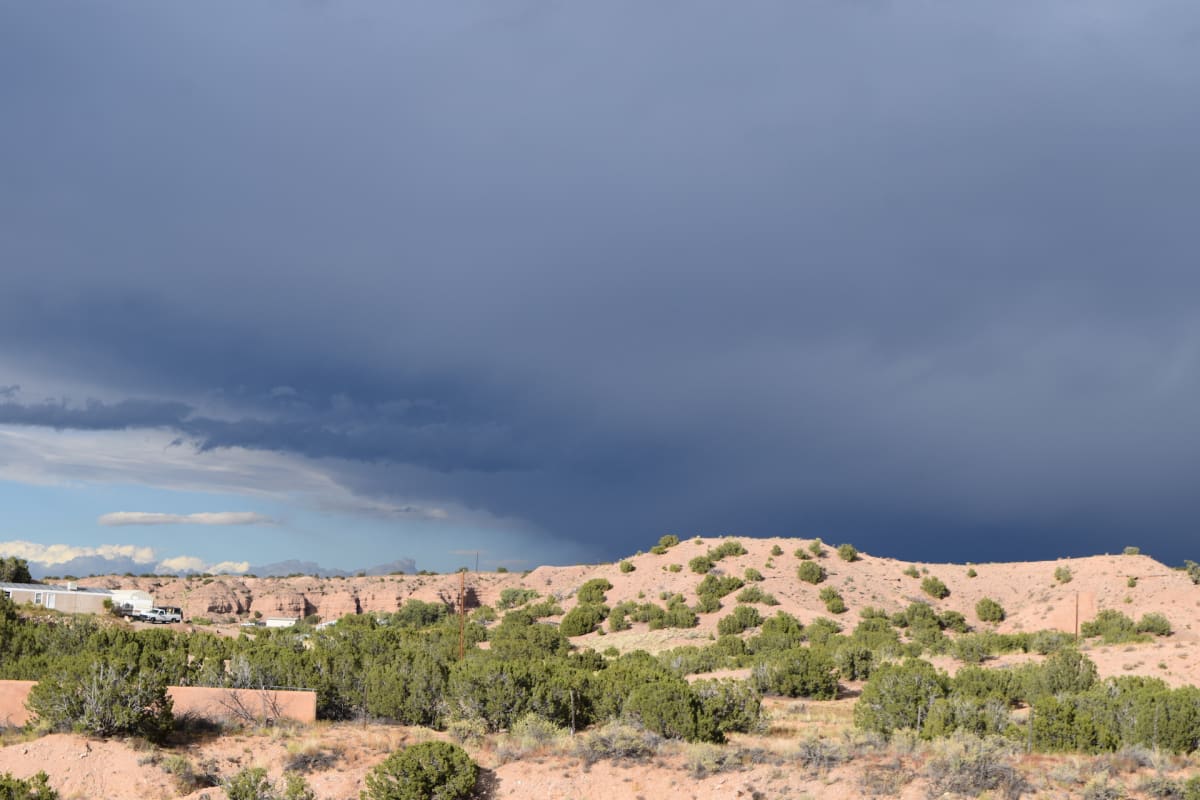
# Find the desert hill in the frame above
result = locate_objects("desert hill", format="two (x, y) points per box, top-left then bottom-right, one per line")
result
(77, 536), (1200, 684)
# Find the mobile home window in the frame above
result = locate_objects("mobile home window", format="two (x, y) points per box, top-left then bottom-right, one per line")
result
(33, 592), (42, 605)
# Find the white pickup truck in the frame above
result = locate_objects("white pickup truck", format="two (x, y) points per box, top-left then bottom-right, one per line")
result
(140, 607), (183, 624)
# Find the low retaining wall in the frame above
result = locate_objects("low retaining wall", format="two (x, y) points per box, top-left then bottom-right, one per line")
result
(0, 680), (315, 727)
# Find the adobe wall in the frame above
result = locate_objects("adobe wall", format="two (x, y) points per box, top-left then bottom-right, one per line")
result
(0, 680), (315, 728)
(0, 681), (34, 727)
(169, 685), (316, 724)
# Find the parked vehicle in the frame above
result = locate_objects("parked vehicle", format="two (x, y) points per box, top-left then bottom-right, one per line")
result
(141, 607), (182, 624)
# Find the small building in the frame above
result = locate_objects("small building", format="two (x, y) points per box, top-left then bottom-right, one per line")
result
(264, 617), (298, 628)
(0, 581), (113, 614)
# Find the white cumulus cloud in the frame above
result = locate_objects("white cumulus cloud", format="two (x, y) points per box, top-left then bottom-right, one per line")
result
(98, 511), (275, 527)
(155, 556), (249, 574)
(0, 540), (157, 566)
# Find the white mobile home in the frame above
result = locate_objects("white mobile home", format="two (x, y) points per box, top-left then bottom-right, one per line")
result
(0, 582), (113, 614)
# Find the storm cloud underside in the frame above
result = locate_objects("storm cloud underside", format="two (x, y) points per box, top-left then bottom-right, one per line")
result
(2, 2), (1200, 564)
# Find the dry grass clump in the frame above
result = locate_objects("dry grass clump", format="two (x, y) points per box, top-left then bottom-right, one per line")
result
(158, 753), (221, 794)
(791, 736), (846, 775)
(923, 732), (1028, 800)
(858, 757), (916, 797)
(284, 737), (344, 773)
(574, 721), (663, 765)
(494, 714), (569, 764)
(682, 742), (748, 778)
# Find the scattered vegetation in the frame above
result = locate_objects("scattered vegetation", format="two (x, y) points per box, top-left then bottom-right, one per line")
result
(0, 772), (56, 800)
(619, 560), (635, 573)
(1055, 565), (1073, 584)
(836, 543), (859, 562)
(650, 534), (680, 555)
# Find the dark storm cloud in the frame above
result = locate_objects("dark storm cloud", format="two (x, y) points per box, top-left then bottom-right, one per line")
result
(3, 2), (1200, 562)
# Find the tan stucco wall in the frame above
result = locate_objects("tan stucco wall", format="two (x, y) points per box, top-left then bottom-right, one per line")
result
(0, 681), (35, 727)
(0, 680), (315, 728)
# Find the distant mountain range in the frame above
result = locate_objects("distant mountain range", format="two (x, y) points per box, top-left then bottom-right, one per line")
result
(245, 558), (417, 578)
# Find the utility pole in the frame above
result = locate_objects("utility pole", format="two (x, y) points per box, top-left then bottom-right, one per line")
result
(458, 568), (466, 661)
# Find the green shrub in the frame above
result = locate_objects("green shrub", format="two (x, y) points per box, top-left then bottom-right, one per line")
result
(1054, 565), (1073, 584)
(836, 544), (859, 562)
(668, 563), (682, 573)
(833, 644), (874, 680)
(497, 588), (539, 610)
(1186, 561), (1200, 585)
(693, 594), (721, 614)
(577, 578), (613, 604)
(225, 768), (274, 800)
(819, 587), (847, 614)
(770, 545), (783, 556)
(709, 540), (747, 559)
(696, 574), (743, 598)
(716, 605), (763, 636)
(692, 679), (763, 738)
(808, 538), (825, 558)
(903, 565), (920, 578)
(975, 598), (1005, 624)
(1123, 546), (1140, 556)
(362, 741), (478, 800)
(940, 610), (969, 633)
(658, 534), (680, 549)
(735, 586), (778, 606)
(1080, 609), (1142, 643)
(226, 768), (315, 800)
(752, 647), (838, 699)
(921, 576), (949, 599)
(797, 561), (826, 585)
(853, 658), (950, 737)
(1136, 612), (1171, 636)
(689, 556), (714, 575)
(619, 560), (635, 574)
(0, 772), (57, 800)
(794, 548), (811, 560)
(623, 679), (702, 740)
(27, 660), (174, 742)
(525, 599), (563, 618)
(966, 567), (977, 578)
(743, 567), (764, 582)
(559, 604), (608, 636)
(1126, 576), (1137, 588)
